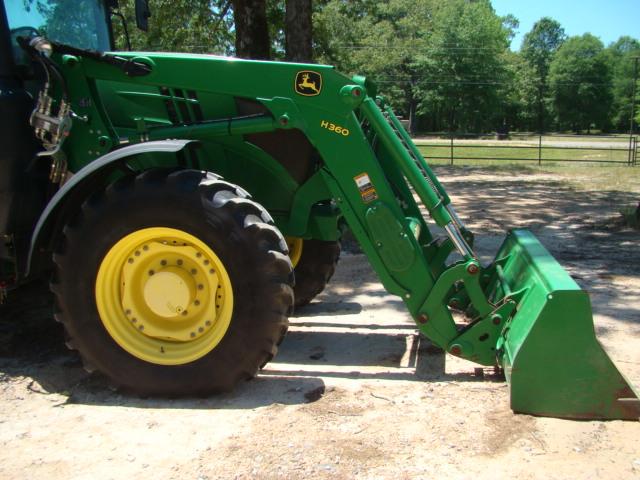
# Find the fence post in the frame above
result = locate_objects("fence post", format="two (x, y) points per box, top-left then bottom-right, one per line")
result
(629, 135), (633, 166)
(450, 135), (454, 165)
(538, 134), (542, 166)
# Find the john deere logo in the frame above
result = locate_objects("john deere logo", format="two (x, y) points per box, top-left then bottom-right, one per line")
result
(295, 71), (322, 96)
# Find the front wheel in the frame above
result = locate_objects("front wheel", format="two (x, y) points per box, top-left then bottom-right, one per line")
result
(286, 237), (340, 308)
(52, 169), (293, 396)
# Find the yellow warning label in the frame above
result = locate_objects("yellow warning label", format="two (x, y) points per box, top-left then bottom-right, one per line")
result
(354, 173), (378, 203)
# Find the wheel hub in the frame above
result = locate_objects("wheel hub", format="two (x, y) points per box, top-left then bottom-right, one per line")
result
(95, 227), (234, 365)
(143, 268), (194, 318)
(120, 240), (220, 342)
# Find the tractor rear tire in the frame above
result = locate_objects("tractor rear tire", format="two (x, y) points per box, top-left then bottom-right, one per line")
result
(51, 169), (293, 396)
(291, 239), (340, 308)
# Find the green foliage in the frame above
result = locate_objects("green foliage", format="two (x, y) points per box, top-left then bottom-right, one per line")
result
(520, 17), (565, 131)
(23, 0), (637, 134)
(112, 0), (234, 54)
(549, 34), (613, 132)
(414, 0), (512, 132)
(501, 51), (539, 130)
(314, 0), (513, 132)
(21, 0), (112, 50)
(314, 0), (434, 109)
(606, 37), (640, 131)
(521, 17), (565, 80)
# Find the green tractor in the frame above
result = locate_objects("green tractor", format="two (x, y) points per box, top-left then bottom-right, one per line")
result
(1, 0), (638, 419)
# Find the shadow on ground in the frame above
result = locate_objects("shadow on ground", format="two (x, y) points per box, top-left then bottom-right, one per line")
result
(0, 280), (493, 410)
(433, 166), (640, 329)
(0, 282), (327, 409)
(1, 166), (635, 407)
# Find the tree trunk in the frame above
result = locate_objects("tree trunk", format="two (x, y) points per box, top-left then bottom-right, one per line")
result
(408, 99), (417, 136)
(285, 0), (313, 62)
(537, 83), (544, 133)
(232, 0), (270, 60)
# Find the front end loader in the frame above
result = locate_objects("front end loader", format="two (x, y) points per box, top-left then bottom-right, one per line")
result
(1, 0), (637, 419)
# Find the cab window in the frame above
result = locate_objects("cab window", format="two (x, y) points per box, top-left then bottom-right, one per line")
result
(6, 0), (111, 64)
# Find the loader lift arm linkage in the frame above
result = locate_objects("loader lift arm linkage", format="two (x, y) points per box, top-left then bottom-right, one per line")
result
(14, 33), (640, 420)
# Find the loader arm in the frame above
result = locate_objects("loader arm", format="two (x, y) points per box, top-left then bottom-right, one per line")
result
(41, 46), (640, 420)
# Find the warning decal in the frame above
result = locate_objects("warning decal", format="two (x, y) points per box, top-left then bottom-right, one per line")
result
(354, 173), (378, 203)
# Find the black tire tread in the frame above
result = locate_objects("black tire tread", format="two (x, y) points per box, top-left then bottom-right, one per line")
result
(51, 168), (293, 396)
(293, 240), (341, 308)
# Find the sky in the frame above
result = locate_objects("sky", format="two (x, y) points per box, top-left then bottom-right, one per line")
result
(491, 0), (639, 50)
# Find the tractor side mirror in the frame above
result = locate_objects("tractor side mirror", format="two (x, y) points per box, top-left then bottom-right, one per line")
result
(135, 0), (151, 32)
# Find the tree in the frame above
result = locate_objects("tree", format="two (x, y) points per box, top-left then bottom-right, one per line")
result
(314, 0), (437, 133)
(111, 0), (234, 54)
(521, 17), (566, 131)
(606, 36), (640, 132)
(549, 34), (613, 132)
(232, 0), (270, 59)
(415, 0), (512, 132)
(314, 0), (512, 133)
(285, 0), (313, 62)
(501, 51), (539, 131)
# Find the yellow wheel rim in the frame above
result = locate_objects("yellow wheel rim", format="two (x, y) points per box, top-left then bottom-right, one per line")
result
(95, 227), (234, 365)
(285, 236), (304, 268)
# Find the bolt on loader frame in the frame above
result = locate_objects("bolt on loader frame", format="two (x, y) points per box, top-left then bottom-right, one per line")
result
(0, 1), (638, 419)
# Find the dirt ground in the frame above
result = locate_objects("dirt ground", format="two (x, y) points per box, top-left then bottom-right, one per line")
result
(1, 166), (639, 479)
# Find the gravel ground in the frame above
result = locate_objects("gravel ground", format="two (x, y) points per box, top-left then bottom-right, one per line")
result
(0, 166), (639, 479)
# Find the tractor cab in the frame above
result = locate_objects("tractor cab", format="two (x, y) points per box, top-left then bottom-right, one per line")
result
(0, 0), (148, 292)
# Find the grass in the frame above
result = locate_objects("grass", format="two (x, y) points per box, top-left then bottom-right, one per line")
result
(541, 165), (640, 194)
(415, 144), (632, 165)
(408, 138), (639, 194)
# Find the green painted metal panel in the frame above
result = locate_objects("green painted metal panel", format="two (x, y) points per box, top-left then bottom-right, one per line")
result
(27, 41), (637, 419)
(496, 230), (640, 419)
(365, 203), (416, 272)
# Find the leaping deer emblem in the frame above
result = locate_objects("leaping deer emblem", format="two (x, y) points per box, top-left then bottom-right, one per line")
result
(298, 73), (319, 94)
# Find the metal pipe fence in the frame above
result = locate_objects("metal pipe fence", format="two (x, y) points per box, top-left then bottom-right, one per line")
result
(414, 132), (638, 166)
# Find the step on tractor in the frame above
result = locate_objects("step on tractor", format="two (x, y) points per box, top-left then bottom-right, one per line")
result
(1, 0), (638, 420)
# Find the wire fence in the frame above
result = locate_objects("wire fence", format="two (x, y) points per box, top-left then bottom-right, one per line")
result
(413, 132), (638, 166)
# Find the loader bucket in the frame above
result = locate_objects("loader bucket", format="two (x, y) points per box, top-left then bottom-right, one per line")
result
(494, 230), (640, 420)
